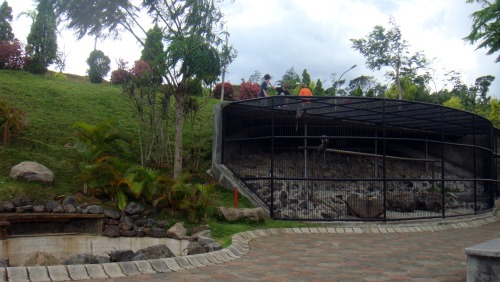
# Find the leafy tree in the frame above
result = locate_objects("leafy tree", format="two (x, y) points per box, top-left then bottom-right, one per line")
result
(464, 0), (500, 62)
(350, 84), (364, 97)
(443, 96), (465, 110)
(0, 0), (14, 41)
(27, 0), (58, 74)
(475, 75), (495, 105)
(348, 75), (377, 95)
(488, 98), (500, 127)
(301, 69), (311, 86)
(279, 67), (300, 88)
(351, 18), (418, 100)
(86, 50), (110, 83)
(315, 78), (325, 96)
(57, 0), (231, 180)
(140, 24), (166, 85)
(248, 70), (262, 83)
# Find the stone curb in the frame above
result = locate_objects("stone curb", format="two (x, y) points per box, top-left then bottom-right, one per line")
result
(2, 212), (498, 282)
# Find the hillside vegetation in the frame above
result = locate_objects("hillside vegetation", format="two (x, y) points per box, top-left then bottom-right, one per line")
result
(0, 70), (216, 203)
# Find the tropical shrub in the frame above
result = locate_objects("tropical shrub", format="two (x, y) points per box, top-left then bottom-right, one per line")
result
(213, 82), (234, 100)
(153, 174), (216, 223)
(238, 81), (260, 100)
(0, 100), (28, 145)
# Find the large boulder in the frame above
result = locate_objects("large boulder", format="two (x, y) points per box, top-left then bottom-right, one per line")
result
(346, 194), (384, 219)
(134, 244), (175, 260)
(64, 254), (109, 265)
(22, 252), (61, 266)
(10, 161), (54, 184)
(217, 207), (268, 223)
(167, 222), (187, 239)
(109, 250), (135, 262)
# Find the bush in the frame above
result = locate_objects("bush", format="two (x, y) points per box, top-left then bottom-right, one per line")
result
(213, 82), (234, 100)
(0, 39), (25, 70)
(52, 72), (67, 80)
(238, 81), (260, 100)
(111, 69), (130, 84)
(110, 59), (130, 85)
(0, 100), (28, 145)
(86, 50), (111, 84)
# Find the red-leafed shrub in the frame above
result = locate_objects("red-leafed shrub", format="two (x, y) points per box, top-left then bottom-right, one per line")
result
(213, 82), (234, 100)
(238, 81), (260, 100)
(0, 40), (25, 70)
(110, 59), (130, 84)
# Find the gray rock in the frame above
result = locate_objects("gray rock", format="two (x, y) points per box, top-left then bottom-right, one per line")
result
(186, 242), (206, 255)
(63, 204), (76, 213)
(205, 242), (223, 252)
(132, 253), (147, 261)
(217, 207), (268, 223)
(33, 205), (45, 212)
(124, 202), (144, 216)
(188, 230), (212, 242)
(16, 205), (33, 213)
(104, 209), (120, 219)
(22, 251), (61, 266)
(1, 201), (15, 212)
(45, 201), (60, 212)
(105, 218), (119, 226)
(134, 219), (147, 227)
(11, 197), (31, 207)
(52, 206), (63, 213)
(196, 235), (214, 247)
(346, 194), (384, 219)
(149, 228), (167, 238)
(64, 254), (109, 265)
(166, 222), (187, 239)
(86, 205), (103, 214)
(190, 225), (210, 235)
(103, 225), (120, 237)
(10, 161), (54, 184)
(62, 196), (78, 207)
(135, 244), (175, 259)
(109, 250), (135, 262)
(136, 227), (146, 237)
(120, 230), (137, 237)
(119, 216), (134, 231)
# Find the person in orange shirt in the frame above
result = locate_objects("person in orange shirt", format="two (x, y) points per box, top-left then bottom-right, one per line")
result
(299, 83), (313, 96)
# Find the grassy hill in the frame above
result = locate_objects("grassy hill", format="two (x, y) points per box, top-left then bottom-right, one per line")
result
(0, 70), (217, 202)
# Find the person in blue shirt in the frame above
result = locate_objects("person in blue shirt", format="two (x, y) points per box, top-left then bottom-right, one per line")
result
(259, 74), (275, 97)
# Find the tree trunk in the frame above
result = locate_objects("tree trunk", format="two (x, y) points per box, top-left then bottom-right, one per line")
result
(173, 90), (186, 180)
(396, 64), (402, 100)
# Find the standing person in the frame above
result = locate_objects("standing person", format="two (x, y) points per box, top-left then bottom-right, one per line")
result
(276, 83), (290, 96)
(299, 83), (313, 96)
(259, 74), (275, 97)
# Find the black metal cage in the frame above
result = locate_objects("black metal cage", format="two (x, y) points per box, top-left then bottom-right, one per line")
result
(218, 96), (499, 221)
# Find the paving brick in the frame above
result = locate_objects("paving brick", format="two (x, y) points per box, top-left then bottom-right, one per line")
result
(162, 258), (184, 271)
(186, 256), (205, 268)
(84, 264), (108, 279)
(134, 260), (156, 274)
(102, 263), (126, 278)
(148, 259), (171, 273)
(6, 267), (29, 282)
(47, 265), (70, 281)
(27, 266), (50, 282)
(66, 264), (90, 280)
(118, 261), (141, 276)
(192, 254), (214, 266)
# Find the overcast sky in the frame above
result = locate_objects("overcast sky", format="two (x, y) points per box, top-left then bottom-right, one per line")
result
(8, 0), (500, 97)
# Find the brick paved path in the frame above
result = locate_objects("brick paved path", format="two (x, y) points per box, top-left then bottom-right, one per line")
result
(81, 220), (500, 282)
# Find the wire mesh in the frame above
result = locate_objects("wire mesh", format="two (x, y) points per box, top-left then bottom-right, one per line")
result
(220, 96), (498, 221)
